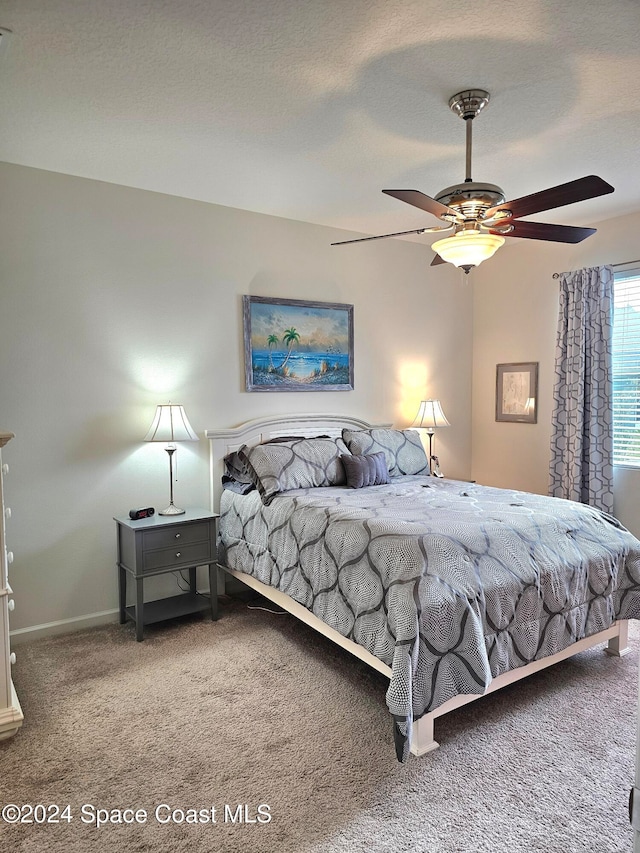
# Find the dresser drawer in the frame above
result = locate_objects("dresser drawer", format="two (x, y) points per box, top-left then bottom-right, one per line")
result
(142, 521), (210, 551)
(142, 540), (212, 573)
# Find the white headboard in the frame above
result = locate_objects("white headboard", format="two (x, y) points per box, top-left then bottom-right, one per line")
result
(205, 413), (388, 511)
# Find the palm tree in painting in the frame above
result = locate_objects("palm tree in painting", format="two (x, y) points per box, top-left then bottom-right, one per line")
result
(267, 333), (279, 371)
(280, 327), (300, 373)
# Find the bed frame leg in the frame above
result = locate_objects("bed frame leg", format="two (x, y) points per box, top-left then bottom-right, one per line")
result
(606, 620), (630, 657)
(410, 713), (439, 756)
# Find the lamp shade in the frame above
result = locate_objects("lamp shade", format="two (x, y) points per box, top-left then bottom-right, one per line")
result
(412, 400), (451, 431)
(144, 405), (198, 443)
(431, 231), (505, 269)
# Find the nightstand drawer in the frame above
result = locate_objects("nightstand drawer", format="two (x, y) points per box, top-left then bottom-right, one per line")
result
(142, 540), (212, 572)
(142, 521), (210, 551)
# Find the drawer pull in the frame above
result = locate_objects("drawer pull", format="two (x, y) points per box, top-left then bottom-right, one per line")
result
(175, 533), (181, 539)
(8, 599), (14, 612)
(4, 507), (11, 520)
(9, 652), (16, 665)
(7, 551), (13, 565)
(175, 552), (181, 559)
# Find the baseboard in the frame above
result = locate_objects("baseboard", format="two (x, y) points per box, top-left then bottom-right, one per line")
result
(9, 609), (120, 645)
(9, 585), (215, 645)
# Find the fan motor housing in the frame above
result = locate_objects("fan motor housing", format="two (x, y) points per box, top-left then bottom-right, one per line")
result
(435, 181), (506, 220)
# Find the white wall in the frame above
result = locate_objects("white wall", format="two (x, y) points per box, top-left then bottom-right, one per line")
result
(471, 208), (640, 536)
(0, 162), (473, 633)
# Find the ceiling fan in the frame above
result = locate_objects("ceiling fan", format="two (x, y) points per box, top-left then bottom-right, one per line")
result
(331, 89), (614, 273)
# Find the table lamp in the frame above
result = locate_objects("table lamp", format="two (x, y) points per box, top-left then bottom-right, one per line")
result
(412, 399), (450, 475)
(144, 404), (198, 515)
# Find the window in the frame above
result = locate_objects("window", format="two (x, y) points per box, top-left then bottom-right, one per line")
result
(613, 267), (640, 466)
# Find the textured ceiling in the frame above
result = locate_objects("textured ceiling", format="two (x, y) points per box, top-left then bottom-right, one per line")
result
(0, 0), (639, 243)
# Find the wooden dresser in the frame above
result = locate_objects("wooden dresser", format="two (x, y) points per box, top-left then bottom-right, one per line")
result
(0, 432), (23, 739)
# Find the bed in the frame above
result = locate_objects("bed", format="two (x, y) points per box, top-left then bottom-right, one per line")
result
(206, 413), (640, 760)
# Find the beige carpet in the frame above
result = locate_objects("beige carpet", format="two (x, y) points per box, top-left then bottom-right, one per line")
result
(1, 597), (638, 852)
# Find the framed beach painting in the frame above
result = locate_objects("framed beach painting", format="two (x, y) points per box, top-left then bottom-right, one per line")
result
(495, 362), (538, 423)
(243, 295), (354, 392)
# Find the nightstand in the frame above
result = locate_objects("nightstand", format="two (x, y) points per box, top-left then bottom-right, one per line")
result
(114, 508), (219, 641)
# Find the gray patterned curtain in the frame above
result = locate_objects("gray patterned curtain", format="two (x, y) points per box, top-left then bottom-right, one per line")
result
(549, 265), (614, 513)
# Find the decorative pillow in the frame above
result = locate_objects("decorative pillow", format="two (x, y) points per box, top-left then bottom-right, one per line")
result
(223, 450), (254, 486)
(341, 428), (429, 477)
(221, 475), (255, 495)
(341, 452), (390, 489)
(238, 436), (350, 505)
(223, 436), (310, 489)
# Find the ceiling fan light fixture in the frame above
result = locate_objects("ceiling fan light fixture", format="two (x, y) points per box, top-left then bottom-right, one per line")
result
(333, 86), (613, 254)
(431, 231), (505, 272)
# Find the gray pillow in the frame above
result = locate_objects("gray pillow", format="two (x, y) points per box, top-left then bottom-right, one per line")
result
(238, 436), (350, 504)
(223, 450), (254, 486)
(223, 436), (311, 488)
(341, 452), (390, 489)
(342, 427), (429, 476)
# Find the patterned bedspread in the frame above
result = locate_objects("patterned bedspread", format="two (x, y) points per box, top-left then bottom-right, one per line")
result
(218, 477), (640, 759)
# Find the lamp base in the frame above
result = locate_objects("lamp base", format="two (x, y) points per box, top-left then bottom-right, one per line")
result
(159, 503), (185, 516)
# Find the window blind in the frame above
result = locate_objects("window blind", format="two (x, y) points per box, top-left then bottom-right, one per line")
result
(613, 270), (640, 466)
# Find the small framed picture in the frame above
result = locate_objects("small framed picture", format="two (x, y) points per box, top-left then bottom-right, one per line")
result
(496, 362), (538, 423)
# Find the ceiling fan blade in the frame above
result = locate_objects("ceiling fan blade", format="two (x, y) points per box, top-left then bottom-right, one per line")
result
(484, 175), (614, 221)
(383, 189), (460, 221)
(492, 220), (596, 243)
(331, 225), (451, 246)
(430, 253), (447, 266)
